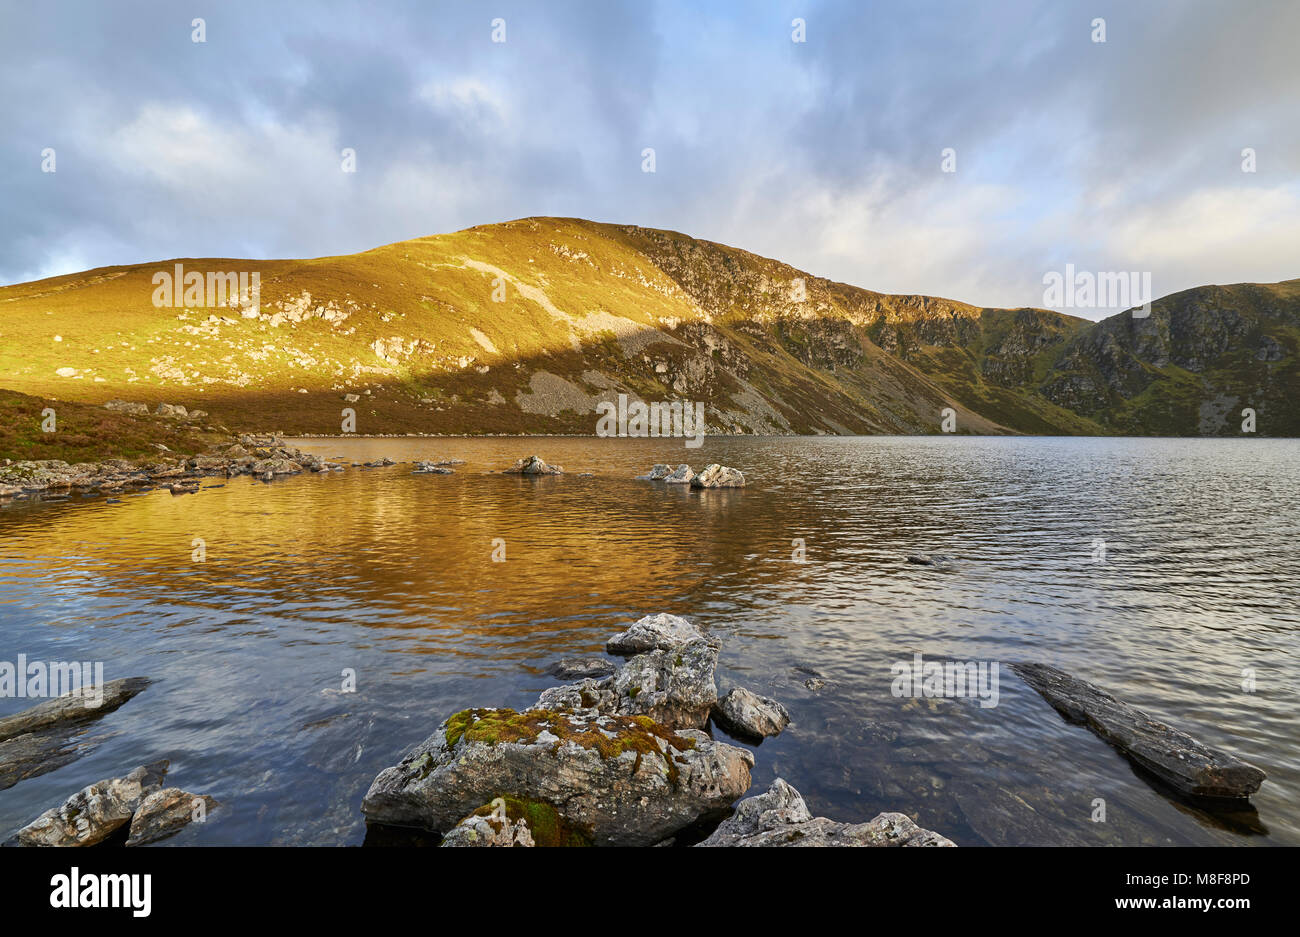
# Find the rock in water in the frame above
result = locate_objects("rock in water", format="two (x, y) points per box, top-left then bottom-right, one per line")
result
(689, 464), (745, 488)
(125, 788), (219, 846)
(544, 658), (617, 680)
(635, 464), (674, 480)
(440, 798), (536, 847)
(712, 687), (791, 741)
(906, 554), (955, 568)
(17, 760), (170, 846)
(696, 778), (955, 847)
(361, 708), (752, 846)
(663, 464), (696, 484)
(606, 612), (705, 654)
(503, 455), (562, 475)
(0, 677), (151, 741)
(1012, 662), (1266, 801)
(534, 639), (719, 729)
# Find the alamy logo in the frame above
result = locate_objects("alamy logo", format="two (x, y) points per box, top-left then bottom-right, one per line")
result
(595, 393), (705, 448)
(0, 655), (104, 707)
(50, 867), (151, 917)
(890, 652), (1000, 708)
(152, 263), (260, 315)
(1042, 265), (1152, 317)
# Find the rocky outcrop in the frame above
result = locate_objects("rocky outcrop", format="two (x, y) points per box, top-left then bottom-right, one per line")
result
(696, 778), (955, 847)
(711, 687), (791, 741)
(1012, 663), (1267, 801)
(690, 464), (745, 488)
(606, 612), (705, 654)
(360, 708), (752, 846)
(16, 760), (170, 846)
(533, 639), (719, 730)
(503, 455), (563, 475)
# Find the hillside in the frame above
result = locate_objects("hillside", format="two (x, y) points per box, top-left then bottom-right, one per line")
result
(1, 217), (1296, 442)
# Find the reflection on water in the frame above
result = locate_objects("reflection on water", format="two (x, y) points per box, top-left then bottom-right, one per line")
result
(0, 436), (1297, 845)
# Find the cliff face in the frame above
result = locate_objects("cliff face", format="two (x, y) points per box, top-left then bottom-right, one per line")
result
(0, 216), (1295, 439)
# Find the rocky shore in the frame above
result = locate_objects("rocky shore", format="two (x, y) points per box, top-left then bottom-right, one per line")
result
(361, 612), (954, 848)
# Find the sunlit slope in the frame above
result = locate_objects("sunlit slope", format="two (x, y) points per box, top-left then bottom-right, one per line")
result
(1, 217), (1295, 436)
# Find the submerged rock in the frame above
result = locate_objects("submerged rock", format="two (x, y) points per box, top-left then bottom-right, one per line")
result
(635, 464), (674, 481)
(1012, 662), (1266, 801)
(711, 687), (791, 741)
(17, 760), (170, 846)
(412, 461), (454, 474)
(690, 464), (745, 488)
(544, 658), (617, 680)
(503, 455), (563, 475)
(361, 707), (752, 846)
(125, 788), (219, 846)
(534, 639), (719, 730)
(906, 554), (955, 568)
(439, 797), (535, 848)
(606, 612), (705, 654)
(697, 778), (955, 847)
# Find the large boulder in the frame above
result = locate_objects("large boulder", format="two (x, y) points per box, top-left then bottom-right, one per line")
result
(154, 403), (188, 419)
(533, 639), (719, 730)
(361, 708), (752, 846)
(697, 778), (956, 847)
(635, 464), (674, 481)
(250, 457), (301, 475)
(606, 612), (705, 654)
(503, 455), (562, 475)
(690, 464), (745, 488)
(711, 687), (791, 741)
(16, 761), (169, 846)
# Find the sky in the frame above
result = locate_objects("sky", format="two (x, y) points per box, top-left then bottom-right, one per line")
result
(1, 0), (1297, 318)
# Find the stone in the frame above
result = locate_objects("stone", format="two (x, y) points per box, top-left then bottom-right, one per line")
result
(0, 677), (151, 743)
(16, 760), (169, 846)
(696, 778), (956, 847)
(544, 658), (617, 680)
(124, 788), (219, 846)
(690, 463), (745, 488)
(906, 554), (955, 568)
(711, 687), (791, 740)
(103, 400), (150, 416)
(154, 403), (188, 419)
(503, 455), (563, 475)
(250, 457), (301, 475)
(636, 464), (673, 480)
(412, 461), (454, 474)
(663, 464), (696, 484)
(533, 639), (719, 730)
(606, 612), (705, 654)
(439, 798), (535, 847)
(1012, 663), (1266, 801)
(361, 708), (751, 846)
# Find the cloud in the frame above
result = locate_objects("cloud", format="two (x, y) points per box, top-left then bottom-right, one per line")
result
(0, 0), (1295, 319)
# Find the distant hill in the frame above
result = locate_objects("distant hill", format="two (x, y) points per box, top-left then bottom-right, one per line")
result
(1, 217), (1296, 439)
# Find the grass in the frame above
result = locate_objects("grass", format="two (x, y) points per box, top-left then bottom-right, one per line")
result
(0, 389), (224, 462)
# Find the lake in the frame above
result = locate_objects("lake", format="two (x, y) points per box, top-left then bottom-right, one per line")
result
(1, 435), (1296, 845)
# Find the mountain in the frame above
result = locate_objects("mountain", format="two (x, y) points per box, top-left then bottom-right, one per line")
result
(1, 217), (1296, 440)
